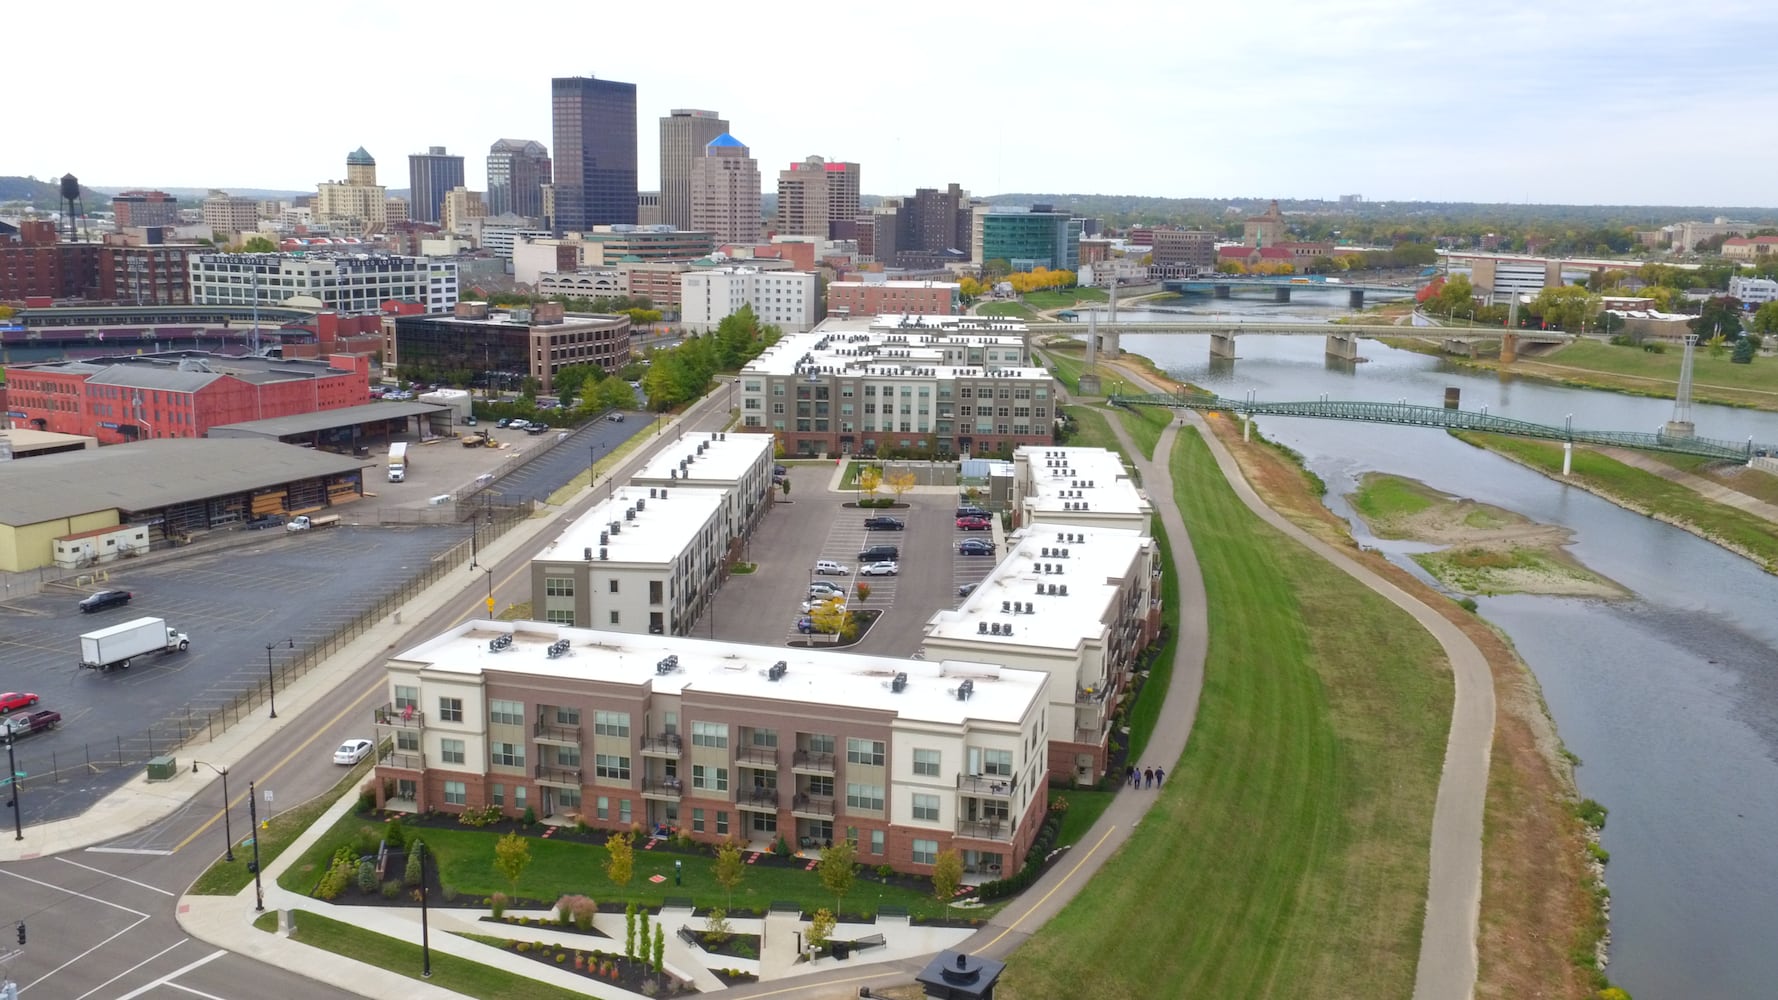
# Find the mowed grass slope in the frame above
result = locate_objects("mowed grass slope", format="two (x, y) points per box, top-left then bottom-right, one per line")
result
(1001, 428), (1452, 1000)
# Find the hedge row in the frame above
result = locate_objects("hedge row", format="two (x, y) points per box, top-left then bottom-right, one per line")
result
(974, 814), (1064, 900)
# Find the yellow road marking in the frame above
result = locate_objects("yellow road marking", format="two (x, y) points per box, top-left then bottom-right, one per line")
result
(979, 823), (1118, 951)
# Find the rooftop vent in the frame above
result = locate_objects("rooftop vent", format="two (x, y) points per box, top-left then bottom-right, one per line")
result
(584, 546), (594, 561)
(1059, 584), (1068, 596)
(546, 639), (571, 659)
(990, 623), (1003, 635)
(957, 678), (975, 700)
(636, 498), (646, 511)
(978, 621), (989, 634)
(650, 488), (659, 498)
(768, 660), (788, 682)
(625, 508), (635, 521)
(892, 671), (908, 693)
(1023, 602), (1034, 614)
(599, 547), (608, 560)
(489, 633), (513, 653)
(655, 654), (681, 675)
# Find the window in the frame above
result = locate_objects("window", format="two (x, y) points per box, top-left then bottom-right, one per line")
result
(807, 775), (833, 798)
(717, 811), (729, 836)
(608, 579), (619, 593)
(556, 745), (581, 768)
(870, 829), (884, 855)
(807, 733), (835, 755)
(491, 742), (524, 768)
(594, 711), (630, 737)
(751, 728), (778, 749)
(558, 787), (581, 809)
(491, 783), (504, 806)
(620, 798), (632, 824)
(913, 749), (941, 777)
(692, 721), (729, 749)
(595, 754), (631, 780)
(440, 739), (465, 764)
(984, 749), (1013, 777)
(394, 685), (418, 711)
(693, 765), (729, 792)
(609, 610), (620, 625)
(555, 706), (581, 726)
(912, 794), (940, 822)
(596, 796), (610, 820)
(545, 609), (575, 625)
(649, 580), (664, 604)
(437, 697), (463, 722)
(396, 729), (419, 752)
(845, 783), (884, 811)
(692, 808), (705, 833)
(912, 839), (938, 865)
(490, 699), (523, 726)
(544, 577), (574, 597)
(847, 738), (885, 767)
(443, 781), (467, 806)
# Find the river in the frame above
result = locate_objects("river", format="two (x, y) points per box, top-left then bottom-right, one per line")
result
(1093, 298), (1778, 999)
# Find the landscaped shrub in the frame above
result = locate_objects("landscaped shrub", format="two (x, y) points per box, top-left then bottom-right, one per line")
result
(404, 840), (424, 887)
(316, 848), (356, 901)
(557, 896), (575, 925)
(572, 895), (598, 931)
(491, 891), (509, 919)
(381, 879), (403, 899)
(352, 826), (382, 857)
(356, 859), (378, 894)
(522, 805), (539, 826)
(457, 804), (504, 827)
(384, 815), (409, 850)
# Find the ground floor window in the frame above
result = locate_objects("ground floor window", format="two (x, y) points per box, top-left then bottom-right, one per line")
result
(397, 779), (417, 800)
(692, 808), (705, 833)
(716, 812), (729, 836)
(557, 787), (581, 809)
(491, 783), (504, 807)
(870, 829), (884, 855)
(597, 796), (610, 820)
(751, 812), (776, 834)
(912, 839), (938, 865)
(443, 781), (467, 806)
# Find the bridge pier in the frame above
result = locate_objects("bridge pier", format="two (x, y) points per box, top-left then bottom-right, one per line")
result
(1210, 330), (1237, 360)
(1084, 313), (1098, 365)
(1500, 334), (1518, 363)
(1324, 331), (1359, 361)
(1213, 285), (1231, 299)
(1273, 287), (1291, 303)
(1102, 330), (1120, 358)
(1348, 288), (1365, 309)
(1442, 339), (1474, 357)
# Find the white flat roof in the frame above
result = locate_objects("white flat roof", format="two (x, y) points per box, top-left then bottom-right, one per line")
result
(925, 525), (1151, 653)
(395, 620), (1047, 726)
(540, 485), (726, 566)
(744, 321), (1043, 379)
(632, 431), (770, 485)
(1019, 446), (1150, 518)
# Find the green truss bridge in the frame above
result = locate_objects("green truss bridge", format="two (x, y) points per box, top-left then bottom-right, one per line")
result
(1108, 392), (1774, 462)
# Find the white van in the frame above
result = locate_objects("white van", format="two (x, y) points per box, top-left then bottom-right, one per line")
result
(814, 560), (850, 576)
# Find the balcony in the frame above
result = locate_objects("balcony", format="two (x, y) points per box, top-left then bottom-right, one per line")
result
(956, 817), (1014, 842)
(737, 787), (779, 812)
(790, 792), (835, 818)
(641, 777), (683, 800)
(1075, 685), (1109, 707)
(381, 750), (425, 771)
(735, 746), (778, 768)
(791, 750), (836, 775)
(533, 720), (581, 745)
(373, 703), (424, 729)
(640, 734), (683, 758)
(534, 763), (582, 788)
(956, 773), (1016, 798)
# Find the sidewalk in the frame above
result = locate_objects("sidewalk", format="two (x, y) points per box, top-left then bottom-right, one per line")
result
(1600, 447), (1778, 522)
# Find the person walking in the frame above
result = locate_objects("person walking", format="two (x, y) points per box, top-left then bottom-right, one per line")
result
(1155, 766), (1166, 787)
(1126, 764), (1137, 788)
(1143, 766), (1155, 789)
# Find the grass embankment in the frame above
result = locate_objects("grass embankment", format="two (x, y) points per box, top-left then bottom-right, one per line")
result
(1122, 513), (1178, 766)
(1453, 432), (1778, 573)
(287, 910), (590, 1000)
(1349, 473), (1436, 526)
(189, 757), (377, 895)
(1200, 414), (1603, 997)
(1023, 288), (1109, 310)
(1001, 428), (1452, 1000)
(977, 302), (1037, 319)
(1061, 405), (1121, 452)
(1639, 452), (1778, 506)
(1389, 337), (1778, 411)
(281, 815), (974, 921)
(1115, 405), (1173, 460)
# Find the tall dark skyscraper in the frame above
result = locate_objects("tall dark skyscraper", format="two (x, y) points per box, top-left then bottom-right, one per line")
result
(551, 75), (638, 232)
(407, 146), (465, 224)
(486, 139), (552, 219)
(659, 109), (728, 230)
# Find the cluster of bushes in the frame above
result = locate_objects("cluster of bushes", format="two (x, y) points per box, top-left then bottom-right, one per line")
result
(556, 894), (599, 931)
(973, 813), (1064, 900)
(856, 496), (895, 508)
(457, 804), (505, 827)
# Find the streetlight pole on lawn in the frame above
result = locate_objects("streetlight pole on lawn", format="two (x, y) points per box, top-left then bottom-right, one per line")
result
(192, 761), (234, 861)
(5, 736), (21, 841)
(248, 780), (264, 911)
(264, 638), (292, 719)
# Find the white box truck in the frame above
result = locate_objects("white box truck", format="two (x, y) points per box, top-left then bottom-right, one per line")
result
(79, 616), (191, 671)
(387, 441), (409, 482)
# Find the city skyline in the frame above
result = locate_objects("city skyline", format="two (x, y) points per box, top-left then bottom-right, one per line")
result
(12, 1), (1778, 207)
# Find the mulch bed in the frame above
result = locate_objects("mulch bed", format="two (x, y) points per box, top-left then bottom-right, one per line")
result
(482, 915), (612, 939)
(684, 931), (761, 961)
(489, 937), (693, 995)
(712, 968), (760, 987)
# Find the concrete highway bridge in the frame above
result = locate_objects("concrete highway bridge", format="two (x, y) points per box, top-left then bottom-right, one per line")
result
(1107, 391), (1774, 462)
(1161, 276), (1418, 309)
(1032, 318), (1572, 362)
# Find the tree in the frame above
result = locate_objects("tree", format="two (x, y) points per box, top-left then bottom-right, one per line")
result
(1433, 274), (1475, 318)
(404, 839), (425, 888)
(809, 595), (848, 638)
(713, 839), (746, 909)
(817, 838), (858, 913)
(240, 235), (277, 253)
(493, 832), (531, 895)
(651, 924), (666, 977)
(605, 831), (635, 891)
(806, 908), (837, 952)
(625, 902), (638, 960)
(1690, 296), (1744, 341)
(858, 466), (881, 498)
(931, 849), (964, 905)
(1529, 285), (1596, 332)
(1752, 300), (1778, 336)
(1731, 337), (1755, 364)
(886, 471), (917, 504)
(705, 907), (733, 944)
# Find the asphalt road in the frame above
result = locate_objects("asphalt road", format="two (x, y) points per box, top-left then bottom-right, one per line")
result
(481, 409), (656, 504)
(2, 525), (466, 824)
(0, 385), (739, 999)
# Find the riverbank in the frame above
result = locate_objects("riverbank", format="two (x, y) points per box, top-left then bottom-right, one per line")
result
(1452, 432), (1778, 574)
(1349, 473), (1627, 599)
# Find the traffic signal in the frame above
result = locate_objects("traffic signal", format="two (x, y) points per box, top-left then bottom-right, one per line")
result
(15, 922), (23, 945)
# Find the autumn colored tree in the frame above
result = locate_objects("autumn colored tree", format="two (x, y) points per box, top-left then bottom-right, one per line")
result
(604, 831), (635, 891)
(713, 839), (746, 909)
(806, 908), (837, 952)
(493, 832), (532, 896)
(887, 471), (916, 503)
(818, 838), (859, 913)
(931, 849), (964, 905)
(857, 466), (881, 497)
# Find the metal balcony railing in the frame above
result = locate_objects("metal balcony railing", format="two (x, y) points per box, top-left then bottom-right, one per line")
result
(791, 750), (836, 774)
(791, 792), (835, 816)
(641, 776), (683, 799)
(373, 703), (424, 728)
(534, 763), (582, 786)
(640, 734), (683, 756)
(533, 720), (581, 743)
(956, 773), (1016, 797)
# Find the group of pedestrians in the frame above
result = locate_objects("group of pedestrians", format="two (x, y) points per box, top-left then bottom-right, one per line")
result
(1125, 764), (1165, 789)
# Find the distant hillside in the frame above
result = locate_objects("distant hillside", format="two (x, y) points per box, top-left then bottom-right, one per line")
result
(978, 193), (1778, 229)
(0, 175), (111, 210)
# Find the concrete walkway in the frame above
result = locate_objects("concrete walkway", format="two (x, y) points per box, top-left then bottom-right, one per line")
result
(1599, 447), (1778, 522)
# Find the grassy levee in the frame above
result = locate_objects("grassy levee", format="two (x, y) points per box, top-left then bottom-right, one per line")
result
(1453, 431), (1778, 572)
(1062, 405), (1121, 452)
(977, 301), (1037, 319)
(286, 910), (590, 1000)
(1350, 472), (1437, 527)
(1000, 429), (1451, 1000)
(1122, 512), (1178, 766)
(1115, 404), (1173, 460)
(1023, 288), (1108, 310)
(1545, 339), (1777, 396)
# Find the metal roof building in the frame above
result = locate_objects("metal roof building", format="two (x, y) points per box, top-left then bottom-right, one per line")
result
(207, 400), (450, 444)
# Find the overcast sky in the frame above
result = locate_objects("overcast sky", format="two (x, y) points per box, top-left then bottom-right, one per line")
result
(17, 0), (1776, 207)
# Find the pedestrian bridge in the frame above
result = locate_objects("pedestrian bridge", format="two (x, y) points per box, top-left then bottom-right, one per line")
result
(1034, 319), (1570, 363)
(1107, 392), (1772, 462)
(1161, 276), (1417, 309)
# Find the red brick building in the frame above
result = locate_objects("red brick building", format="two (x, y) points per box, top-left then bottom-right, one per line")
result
(111, 191), (179, 228)
(4, 352), (370, 444)
(825, 280), (961, 317)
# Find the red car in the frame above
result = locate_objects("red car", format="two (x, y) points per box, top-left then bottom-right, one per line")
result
(0, 692), (41, 714)
(956, 516), (992, 531)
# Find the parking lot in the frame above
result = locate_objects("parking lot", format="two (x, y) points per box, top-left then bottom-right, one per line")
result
(703, 465), (999, 658)
(0, 523), (465, 823)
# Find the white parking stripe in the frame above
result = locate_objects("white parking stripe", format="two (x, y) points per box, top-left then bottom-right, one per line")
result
(112, 949), (228, 1000)
(73, 939), (187, 1000)
(61, 856), (177, 896)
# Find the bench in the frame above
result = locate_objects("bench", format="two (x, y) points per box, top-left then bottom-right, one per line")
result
(677, 926), (702, 950)
(850, 933), (887, 951)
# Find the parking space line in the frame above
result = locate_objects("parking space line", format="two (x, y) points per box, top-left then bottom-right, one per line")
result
(1, 869), (151, 995)
(73, 939), (191, 1000)
(59, 857), (175, 896)
(111, 949), (227, 1000)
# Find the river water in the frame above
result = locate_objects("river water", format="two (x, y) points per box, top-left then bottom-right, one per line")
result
(1092, 297), (1778, 999)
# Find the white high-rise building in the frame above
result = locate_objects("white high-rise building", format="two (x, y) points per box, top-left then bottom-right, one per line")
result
(680, 267), (817, 333)
(189, 253), (458, 314)
(689, 133), (761, 246)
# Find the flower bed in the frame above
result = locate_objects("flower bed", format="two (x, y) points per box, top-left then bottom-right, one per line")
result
(463, 934), (692, 995)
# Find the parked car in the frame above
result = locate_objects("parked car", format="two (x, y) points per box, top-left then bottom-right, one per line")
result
(956, 505), (989, 519)
(79, 589), (133, 613)
(957, 582), (979, 597)
(956, 516), (992, 531)
(608, 413), (626, 422)
(463, 415), (478, 426)
(0, 692), (40, 714)
(863, 516), (904, 531)
(958, 538), (996, 555)
(496, 417), (512, 428)
(333, 738), (375, 765)
(814, 560), (850, 576)
(527, 423), (551, 435)
(857, 544), (900, 563)
(809, 582), (845, 598)
(245, 513), (286, 530)
(509, 419), (531, 430)
(796, 616), (836, 635)
(802, 598), (847, 614)
(774, 465), (788, 476)
(860, 561), (899, 576)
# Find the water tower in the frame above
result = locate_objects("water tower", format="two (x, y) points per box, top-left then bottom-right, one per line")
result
(60, 173), (83, 243)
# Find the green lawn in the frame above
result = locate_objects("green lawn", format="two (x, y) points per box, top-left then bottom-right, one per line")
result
(1349, 472), (1438, 535)
(287, 910), (591, 1000)
(282, 815), (971, 921)
(189, 757), (377, 895)
(1115, 404), (1173, 460)
(1453, 432), (1778, 572)
(1051, 789), (1115, 847)
(1123, 511), (1178, 767)
(1641, 453), (1778, 505)
(1062, 405), (1121, 452)
(1024, 288), (1109, 310)
(1547, 339), (1777, 395)
(1000, 428), (1452, 1000)
(977, 301), (1037, 319)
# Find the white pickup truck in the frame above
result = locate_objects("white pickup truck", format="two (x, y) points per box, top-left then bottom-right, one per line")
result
(285, 514), (342, 532)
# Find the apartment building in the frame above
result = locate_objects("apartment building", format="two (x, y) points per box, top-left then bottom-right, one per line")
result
(200, 192), (261, 240)
(112, 191), (179, 228)
(529, 483), (728, 635)
(189, 252), (458, 314)
(680, 267), (817, 334)
(1011, 446), (1153, 534)
(536, 271), (626, 300)
(826, 280), (961, 318)
(629, 430), (774, 546)
(389, 301), (631, 391)
(370, 620), (1050, 876)
(737, 314), (1053, 459)
(923, 523), (1160, 784)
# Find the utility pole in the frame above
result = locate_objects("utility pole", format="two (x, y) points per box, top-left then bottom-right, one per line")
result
(249, 781), (264, 912)
(5, 735), (21, 840)
(419, 841), (432, 978)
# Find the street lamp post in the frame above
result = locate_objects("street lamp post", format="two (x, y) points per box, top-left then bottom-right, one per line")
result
(192, 761), (234, 861)
(418, 840), (432, 978)
(5, 735), (21, 841)
(264, 638), (292, 719)
(481, 567), (496, 618)
(248, 780), (264, 911)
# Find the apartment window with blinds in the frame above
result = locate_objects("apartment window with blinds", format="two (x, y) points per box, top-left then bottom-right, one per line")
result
(692, 721), (729, 749)
(489, 700), (523, 726)
(846, 738), (884, 767)
(913, 749), (941, 777)
(912, 794), (940, 821)
(594, 711), (630, 737)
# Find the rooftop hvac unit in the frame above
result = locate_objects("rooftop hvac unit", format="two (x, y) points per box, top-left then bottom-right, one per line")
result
(1059, 584), (1068, 596)
(768, 660), (788, 682)
(1024, 602), (1034, 614)
(978, 621), (989, 634)
(584, 547), (594, 561)
(650, 488), (659, 498)
(892, 672), (908, 693)
(546, 639), (571, 659)
(599, 547), (608, 560)
(489, 633), (513, 653)
(958, 678), (975, 700)
(1004, 623), (1014, 636)
(669, 469), (678, 479)
(637, 499), (646, 511)
(990, 623), (1002, 635)
(655, 654), (680, 675)
(1001, 600), (1011, 613)
(625, 508), (635, 521)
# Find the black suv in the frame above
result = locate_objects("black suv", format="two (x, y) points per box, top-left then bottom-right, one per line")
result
(955, 505), (989, 519)
(858, 544), (900, 563)
(863, 516), (904, 531)
(79, 589), (133, 613)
